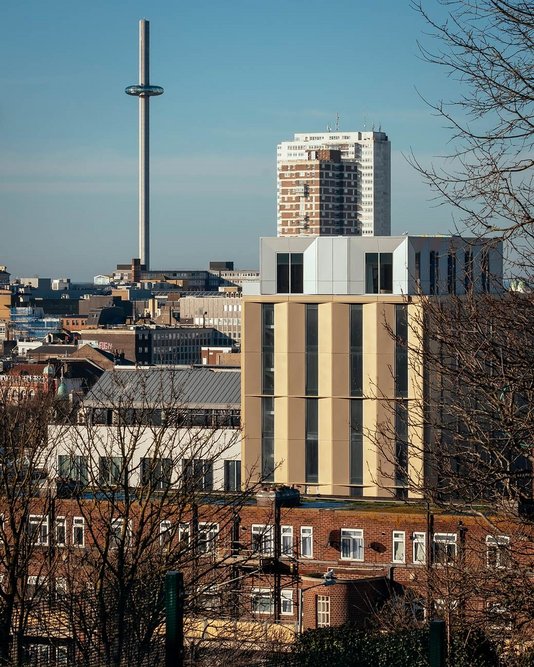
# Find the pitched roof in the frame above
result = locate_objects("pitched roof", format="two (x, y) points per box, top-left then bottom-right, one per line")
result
(83, 366), (240, 409)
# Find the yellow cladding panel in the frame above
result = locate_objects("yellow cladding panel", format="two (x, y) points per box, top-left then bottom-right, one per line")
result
(319, 303), (349, 397)
(242, 397), (262, 484)
(274, 397), (305, 484)
(275, 302), (305, 397)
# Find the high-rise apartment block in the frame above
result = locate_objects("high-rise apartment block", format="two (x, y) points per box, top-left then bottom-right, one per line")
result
(277, 131), (391, 237)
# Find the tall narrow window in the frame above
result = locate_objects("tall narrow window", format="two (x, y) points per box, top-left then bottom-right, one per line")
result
(429, 251), (439, 295)
(350, 400), (363, 497)
(72, 517), (85, 548)
(365, 253), (393, 294)
(262, 397), (275, 482)
(395, 401), (408, 499)
(392, 531), (406, 563)
(481, 249), (490, 293)
(464, 250), (473, 292)
(395, 305), (408, 398)
(414, 251), (421, 290)
(300, 526), (313, 558)
(350, 305), (363, 396)
(447, 252), (457, 294)
(224, 460), (241, 491)
(413, 532), (426, 564)
(305, 399), (318, 484)
(281, 526), (293, 556)
(262, 304), (274, 395)
(277, 253), (303, 293)
(305, 304), (318, 395)
(317, 596), (331, 627)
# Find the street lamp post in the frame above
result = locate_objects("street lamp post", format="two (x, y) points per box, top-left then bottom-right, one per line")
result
(298, 569), (337, 633)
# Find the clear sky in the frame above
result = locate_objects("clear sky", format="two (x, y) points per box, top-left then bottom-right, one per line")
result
(1, 0), (459, 281)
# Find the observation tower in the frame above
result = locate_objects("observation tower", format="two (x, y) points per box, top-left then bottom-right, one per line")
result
(125, 19), (164, 272)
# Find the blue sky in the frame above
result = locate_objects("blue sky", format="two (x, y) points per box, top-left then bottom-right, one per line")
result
(1, 0), (458, 280)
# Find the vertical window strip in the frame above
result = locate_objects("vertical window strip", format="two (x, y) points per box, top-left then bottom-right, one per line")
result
(305, 399), (318, 484)
(262, 304), (274, 395)
(395, 305), (408, 398)
(350, 305), (363, 397)
(262, 397), (275, 482)
(350, 399), (363, 497)
(305, 304), (318, 396)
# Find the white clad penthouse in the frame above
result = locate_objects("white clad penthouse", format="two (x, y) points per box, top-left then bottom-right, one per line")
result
(277, 131), (391, 238)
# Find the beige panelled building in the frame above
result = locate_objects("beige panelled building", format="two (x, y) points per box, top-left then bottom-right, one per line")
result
(242, 235), (503, 498)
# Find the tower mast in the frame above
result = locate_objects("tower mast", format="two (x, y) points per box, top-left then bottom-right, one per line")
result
(125, 19), (164, 272)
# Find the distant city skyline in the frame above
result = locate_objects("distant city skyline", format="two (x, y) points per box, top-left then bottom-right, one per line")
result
(1, 0), (459, 281)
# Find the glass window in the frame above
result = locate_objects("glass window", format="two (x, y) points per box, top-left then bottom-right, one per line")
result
(486, 535), (510, 568)
(317, 595), (331, 627)
(350, 400), (363, 496)
(413, 532), (426, 564)
(395, 305), (408, 398)
(252, 588), (273, 615)
(365, 253), (379, 293)
(262, 304), (274, 395)
(55, 517), (66, 547)
(73, 517), (85, 547)
(393, 531), (406, 563)
(305, 304), (318, 395)
(99, 457), (124, 486)
(305, 399), (318, 484)
(447, 252), (457, 294)
(281, 589), (294, 615)
(182, 459), (213, 492)
(281, 525), (293, 556)
(224, 460), (241, 491)
(276, 253), (303, 293)
(430, 251), (439, 295)
(110, 518), (132, 549)
(433, 533), (457, 565)
(261, 397), (275, 482)
(160, 520), (172, 548)
(28, 515), (49, 546)
(198, 523), (218, 555)
(301, 526), (313, 558)
(395, 402), (408, 497)
(365, 253), (392, 294)
(140, 458), (172, 490)
(251, 525), (274, 556)
(350, 305), (363, 397)
(58, 455), (88, 485)
(341, 528), (364, 561)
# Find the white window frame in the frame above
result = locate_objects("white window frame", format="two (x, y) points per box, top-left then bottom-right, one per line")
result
(110, 518), (132, 549)
(281, 589), (293, 615)
(412, 532), (426, 564)
(281, 525), (293, 557)
(160, 520), (172, 548)
(300, 526), (313, 558)
(178, 522), (190, 546)
(29, 515), (49, 546)
(392, 531), (406, 563)
(55, 516), (66, 547)
(341, 528), (364, 561)
(251, 588), (273, 615)
(198, 522), (218, 555)
(251, 524), (274, 556)
(486, 535), (510, 569)
(72, 517), (85, 548)
(317, 595), (331, 627)
(433, 533), (457, 565)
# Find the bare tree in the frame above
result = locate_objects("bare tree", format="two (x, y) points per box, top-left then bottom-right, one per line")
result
(0, 390), (61, 666)
(410, 0), (533, 268)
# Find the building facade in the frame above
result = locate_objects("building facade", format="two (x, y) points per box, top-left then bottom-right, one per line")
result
(277, 131), (391, 237)
(242, 235), (503, 497)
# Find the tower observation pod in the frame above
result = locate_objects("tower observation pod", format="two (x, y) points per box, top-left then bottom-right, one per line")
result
(125, 19), (164, 273)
